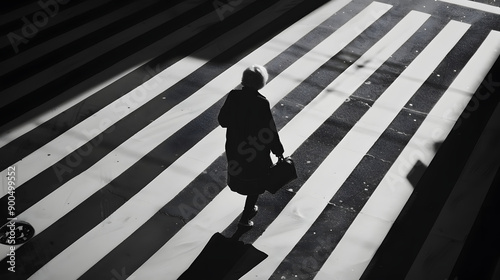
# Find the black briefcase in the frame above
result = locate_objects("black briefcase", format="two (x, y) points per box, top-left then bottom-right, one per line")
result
(266, 157), (297, 194)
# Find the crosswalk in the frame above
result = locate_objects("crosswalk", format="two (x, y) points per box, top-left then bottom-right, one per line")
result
(1, 0), (499, 279)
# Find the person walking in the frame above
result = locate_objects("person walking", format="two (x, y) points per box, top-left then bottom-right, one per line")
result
(218, 65), (284, 227)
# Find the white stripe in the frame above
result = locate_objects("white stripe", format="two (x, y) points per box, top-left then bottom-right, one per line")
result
(0, 0), (257, 189)
(0, 0), (255, 109)
(239, 20), (470, 280)
(130, 6), (445, 280)
(0, 0), (352, 193)
(29, 2), (383, 279)
(0, 0), (348, 193)
(316, 30), (500, 280)
(439, 0), (500, 15)
(275, 10), (429, 155)
(405, 30), (500, 280)
(0, 0), (161, 75)
(11, 0), (355, 276)
(25, 0), (357, 277)
(0, 1), (209, 141)
(0, 0), (115, 49)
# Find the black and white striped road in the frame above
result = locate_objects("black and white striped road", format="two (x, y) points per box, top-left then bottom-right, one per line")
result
(1, 0), (499, 279)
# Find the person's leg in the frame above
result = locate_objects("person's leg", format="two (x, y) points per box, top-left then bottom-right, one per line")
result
(244, 195), (258, 212)
(240, 194), (259, 226)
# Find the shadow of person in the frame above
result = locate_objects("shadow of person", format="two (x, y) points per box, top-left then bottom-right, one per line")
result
(178, 225), (267, 280)
(406, 141), (443, 188)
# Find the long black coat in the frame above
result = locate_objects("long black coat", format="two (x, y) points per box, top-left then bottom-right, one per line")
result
(218, 87), (284, 194)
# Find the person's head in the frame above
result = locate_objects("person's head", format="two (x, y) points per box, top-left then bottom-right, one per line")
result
(241, 65), (268, 90)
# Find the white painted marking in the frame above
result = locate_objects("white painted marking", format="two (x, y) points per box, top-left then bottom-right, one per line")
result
(0, 0), (293, 190)
(405, 30), (500, 280)
(0, 0), (210, 146)
(132, 5), (450, 280)
(439, 0), (500, 15)
(315, 30), (500, 280)
(29, 2), (390, 279)
(0, 0), (256, 109)
(240, 20), (470, 280)
(10, 0), (356, 276)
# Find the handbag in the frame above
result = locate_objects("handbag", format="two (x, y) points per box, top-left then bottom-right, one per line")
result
(266, 156), (297, 194)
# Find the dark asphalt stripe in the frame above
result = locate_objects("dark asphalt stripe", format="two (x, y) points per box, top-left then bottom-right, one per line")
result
(0, 1), (213, 128)
(0, 0), (88, 35)
(77, 2), (371, 278)
(0, 1), (36, 16)
(0, 1), (330, 278)
(0, 1), (221, 164)
(0, 0), (188, 88)
(0, 0), (277, 220)
(0, 0), (136, 61)
(272, 24), (490, 280)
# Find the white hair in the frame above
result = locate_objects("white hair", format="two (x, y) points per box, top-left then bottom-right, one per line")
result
(241, 65), (268, 90)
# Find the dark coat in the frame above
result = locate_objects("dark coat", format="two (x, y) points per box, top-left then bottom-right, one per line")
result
(218, 87), (284, 194)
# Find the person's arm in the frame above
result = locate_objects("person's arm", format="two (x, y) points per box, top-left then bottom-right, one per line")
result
(270, 120), (284, 158)
(218, 93), (233, 128)
(263, 100), (284, 157)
